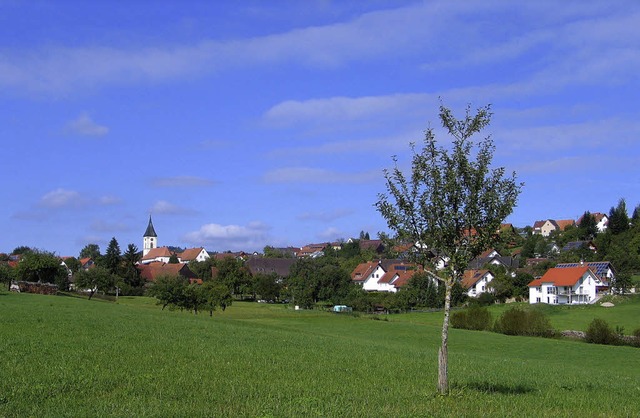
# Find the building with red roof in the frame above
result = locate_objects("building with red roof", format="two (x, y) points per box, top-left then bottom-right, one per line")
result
(528, 265), (607, 305)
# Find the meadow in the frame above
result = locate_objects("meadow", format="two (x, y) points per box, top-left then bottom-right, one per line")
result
(1, 292), (639, 417)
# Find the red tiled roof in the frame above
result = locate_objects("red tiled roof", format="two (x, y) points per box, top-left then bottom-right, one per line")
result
(179, 247), (205, 261)
(528, 266), (591, 287)
(137, 262), (196, 282)
(351, 261), (380, 282)
(555, 219), (575, 231)
(142, 247), (173, 261)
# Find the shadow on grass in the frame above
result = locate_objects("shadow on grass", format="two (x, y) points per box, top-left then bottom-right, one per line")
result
(453, 381), (537, 395)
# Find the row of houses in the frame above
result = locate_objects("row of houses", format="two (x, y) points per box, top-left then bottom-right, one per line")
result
(532, 212), (609, 237)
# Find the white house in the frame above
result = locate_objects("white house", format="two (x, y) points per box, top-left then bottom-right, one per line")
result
(461, 269), (494, 298)
(351, 260), (424, 293)
(178, 247), (210, 263)
(528, 266), (607, 305)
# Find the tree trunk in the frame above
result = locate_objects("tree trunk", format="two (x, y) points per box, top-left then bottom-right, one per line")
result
(438, 279), (453, 395)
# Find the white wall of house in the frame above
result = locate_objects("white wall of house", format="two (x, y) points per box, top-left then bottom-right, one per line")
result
(362, 265), (387, 292)
(539, 221), (557, 237)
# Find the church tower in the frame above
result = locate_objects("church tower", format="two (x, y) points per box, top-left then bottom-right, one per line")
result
(143, 215), (157, 257)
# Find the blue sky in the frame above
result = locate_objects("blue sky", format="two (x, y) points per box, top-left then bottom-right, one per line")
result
(1, 1), (639, 256)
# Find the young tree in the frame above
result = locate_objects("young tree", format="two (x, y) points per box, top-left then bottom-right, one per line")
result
(0, 263), (16, 290)
(148, 275), (188, 310)
(376, 103), (521, 394)
(121, 244), (144, 289)
(73, 266), (116, 300)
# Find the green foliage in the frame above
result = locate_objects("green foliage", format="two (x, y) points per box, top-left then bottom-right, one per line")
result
(102, 237), (121, 274)
(585, 318), (618, 345)
(451, 305), (492, 331)
(0, 263), (16, 289)
(213, 257), (252, 298)
(287, 257), (352, 308)
(73, 266), (117, 300)
(608, 198), (630, 235)
(14, 250), (69, 290)
(62, 256), (81, 273)
(147, 275), (188, 310)
(121, 244), (144, 292)
(578, 211), (598, 240)
(253, 272), (281, 301)
(11, 245), (33, 255)
(79, 243), (101, 261)
(168, 253), (180, 264)
(493, 307), (554, 337)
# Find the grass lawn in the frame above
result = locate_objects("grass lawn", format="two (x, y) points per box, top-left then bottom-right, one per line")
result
(1, 291), (640, 417)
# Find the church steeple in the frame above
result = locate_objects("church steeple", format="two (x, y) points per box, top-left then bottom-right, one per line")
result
(143, 216), (157, 256)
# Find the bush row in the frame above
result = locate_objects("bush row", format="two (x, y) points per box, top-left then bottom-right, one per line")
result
(452, 307), (640, 347)
(585, 318), (640, 348)
(452, 306), (555, 338)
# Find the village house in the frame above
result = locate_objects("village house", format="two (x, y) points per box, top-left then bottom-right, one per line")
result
(461, 269), (494, 298)
(528, 265), (607, 305)
(351, 260), (425, 293)
(577, 212), (609, 232)
(532, 219), (575, 237)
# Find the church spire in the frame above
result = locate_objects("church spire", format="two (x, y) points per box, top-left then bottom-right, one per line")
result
(144, 215), (157, 238)
(143, 215), (157, 256)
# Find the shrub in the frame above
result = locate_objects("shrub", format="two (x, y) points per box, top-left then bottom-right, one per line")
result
(494, 307), (554, 337)
(474, 292), (496, 306)
(585, 318), (618, 345)
(451, 305), (492, 331)
(632, 327), (640, 339)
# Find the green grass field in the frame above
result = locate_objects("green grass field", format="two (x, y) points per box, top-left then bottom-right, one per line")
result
(1, 292), (639, 417)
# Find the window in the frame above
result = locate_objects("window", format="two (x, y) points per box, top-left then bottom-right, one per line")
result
(536, 297), (541, 303)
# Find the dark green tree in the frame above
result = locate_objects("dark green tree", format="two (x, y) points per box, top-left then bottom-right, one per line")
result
(376, 103), (522, 394)
(11, 246), (33, 255)
(578, 211), (598, 240)
(79, 243), (101, 261)
(168, 253), (180, 264)
(608, 198), (630, 235)
(103, 237), (122, 275)
(121, 244), (144, 289)
(253, 272), (281, 301)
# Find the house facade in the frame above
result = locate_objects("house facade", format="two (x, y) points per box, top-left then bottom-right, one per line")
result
(528, 266), (606, 305)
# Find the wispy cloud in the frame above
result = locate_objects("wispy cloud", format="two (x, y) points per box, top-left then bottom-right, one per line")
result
(151, 176), (217, 188)
(316, 226), (345, 241)
(66, 113), (109, 136)
(150, 200), (197, 215)
(39, 188), (85, 208)
(183, 221), (270, 251)
(297, 209), (353, 222)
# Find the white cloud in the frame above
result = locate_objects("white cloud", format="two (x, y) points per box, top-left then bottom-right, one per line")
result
(264, 93), (433, 127)
(66, 113), (109, 136)
(183, 221), (271, 251)
(39, 188), (85, 208)
(263, 167), (379, 184)
(151, 176), (216, 188)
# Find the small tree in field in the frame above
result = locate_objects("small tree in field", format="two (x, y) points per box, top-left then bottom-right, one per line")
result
(376, 103), (521, 394)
